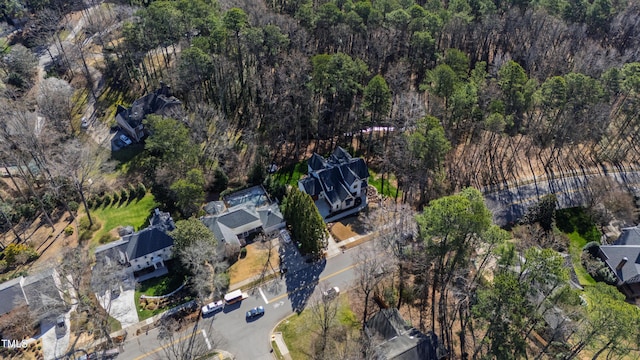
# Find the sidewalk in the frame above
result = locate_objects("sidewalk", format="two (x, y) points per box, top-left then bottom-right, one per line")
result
(271, 332), (292, 360)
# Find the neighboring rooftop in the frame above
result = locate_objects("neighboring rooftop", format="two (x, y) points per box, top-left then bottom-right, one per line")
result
(365, 308), (445, 360)
(614, 225), (640, 246)
(599, 245), (640, 284)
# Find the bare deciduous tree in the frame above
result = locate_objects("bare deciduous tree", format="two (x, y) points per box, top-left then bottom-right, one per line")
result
(37, 77), (75, 135)
(310, 283), (340, 360)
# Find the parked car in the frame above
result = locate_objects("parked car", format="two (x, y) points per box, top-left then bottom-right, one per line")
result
(279, 229), (291, 244)
(119, 134), (133, 145)
(246, 306), (265, 319)
(323, 286), (340, 300)
(202, 300), (224, 315)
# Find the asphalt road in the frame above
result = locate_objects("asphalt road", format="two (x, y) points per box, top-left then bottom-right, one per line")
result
(483, 169), (640, 226)
(121, 245), (360, 360)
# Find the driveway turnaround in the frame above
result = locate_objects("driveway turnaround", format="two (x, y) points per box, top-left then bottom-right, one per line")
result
(41, 312), (70, 360)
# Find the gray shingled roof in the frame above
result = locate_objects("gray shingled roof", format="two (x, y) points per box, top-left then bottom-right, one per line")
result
(217, 207), (261, 232)
(318, 167), (351, 205)
(308, 153), (326, 171)
(347, 158), (370, 179)
(615, 226), (640, 246)
(599, 245), (640, 284)
(300, 176), (322, 197)
(329, 146), (352, 164)
(366, 308), (442, 360)
(258, 204), (285, 230)
(0, 277), (27, 316)
(124, 227), (174, 260)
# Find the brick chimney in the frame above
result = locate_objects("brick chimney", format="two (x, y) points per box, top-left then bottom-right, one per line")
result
(616, 257), (628, 271)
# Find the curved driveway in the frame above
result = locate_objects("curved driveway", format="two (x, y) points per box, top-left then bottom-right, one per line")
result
(483, 167), (640, 226)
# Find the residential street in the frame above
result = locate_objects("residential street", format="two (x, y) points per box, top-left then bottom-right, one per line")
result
(119, 246), (359, 360)
(483, 168), (640, 225)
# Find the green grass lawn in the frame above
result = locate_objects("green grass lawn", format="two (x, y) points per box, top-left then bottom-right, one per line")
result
(277, 296), (359, 359)
(567, 231), (597, 286)
(90, 192), (157, 244)
(556, 207), (599, 286)
(135, 272), (186, 320)
(368, 169), (401, 198)
(275, 160), (307, 186)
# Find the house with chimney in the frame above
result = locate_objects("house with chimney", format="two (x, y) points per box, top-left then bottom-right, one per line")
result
(298, 147), (369, 220)
(200, 186), (285, 255)
(94, 208), (176, 282)
(598, 225), (640, 298)
(115, 83), (182, 143)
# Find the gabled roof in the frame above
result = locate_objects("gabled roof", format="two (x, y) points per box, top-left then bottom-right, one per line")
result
(95, 209), (175, 262)
(366, 308), (443, 360)
(124, 227), (174, 260)
(21, 268), (63, 315)
(0, 269), (64, 317)
(257, 203), (285, 229)
(0, 276), (27, 316)
(599, 245), (640, 284)
(339, 163), (358, 186)
(347, 158), (370, 179)
(308, 153), (326, 171)
(328, 146), (352, 165)
(318, 167), (352, 205)
(300, 176), (322, 197)
(615, 226), (640, 246)
(216, 206), (262, 233)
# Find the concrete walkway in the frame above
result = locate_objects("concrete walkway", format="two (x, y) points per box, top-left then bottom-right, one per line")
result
(271, 332), (292, 360)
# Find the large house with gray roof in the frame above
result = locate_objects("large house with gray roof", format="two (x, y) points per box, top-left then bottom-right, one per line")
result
(598, 225), (640, 298)
(0, 268), (65, 322)
(94, 208), (175, 282)
(201, 202), (285, 253)
(115, 83), (181, 143)
(298, 147), (369, 219)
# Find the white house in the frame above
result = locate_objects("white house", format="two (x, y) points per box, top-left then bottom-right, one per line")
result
(298, 147), (370, 218)
(94, 209), (175, 282)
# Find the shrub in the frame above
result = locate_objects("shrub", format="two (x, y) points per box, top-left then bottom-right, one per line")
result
(128, 183), (137, 196)
(98, 233), (115, 244)
(239, 247), (247, 259)
(120, 188), (129, 202)
(79, 230), (92, 242)
(0, 260), (7, 272)
(86, 198), (95, 209)
(3, 243), (38, 266)
(137, 183), (147, 198)
(67, 201), (79, 213)
(64, 226), (74, 236)
(102, 194), (112, 207)
(112, 192), (120, 204)
(78, 217), (91, 231)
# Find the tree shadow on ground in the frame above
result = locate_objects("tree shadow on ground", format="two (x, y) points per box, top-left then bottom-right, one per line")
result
(284, 256), (325, 314)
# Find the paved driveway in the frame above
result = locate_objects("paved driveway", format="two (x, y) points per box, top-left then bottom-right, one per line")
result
(96, 274), (139, 329)
(41, 312), (70, 360)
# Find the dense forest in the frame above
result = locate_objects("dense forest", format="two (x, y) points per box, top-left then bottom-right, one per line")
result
(0, 0), (640, 358)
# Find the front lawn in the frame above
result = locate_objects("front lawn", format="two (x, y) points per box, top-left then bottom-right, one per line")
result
(227, 242), (279, 286)
(277, 296), (359, 360)
(135, 271), (187, 320)
(90, 192), (157, 244)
